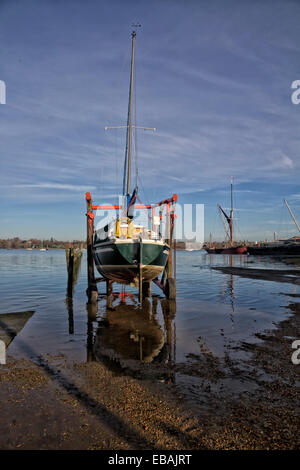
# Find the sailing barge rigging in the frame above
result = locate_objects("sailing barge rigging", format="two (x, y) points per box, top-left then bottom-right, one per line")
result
(86, 30), (177, 297)
(204, 178), (247, 255)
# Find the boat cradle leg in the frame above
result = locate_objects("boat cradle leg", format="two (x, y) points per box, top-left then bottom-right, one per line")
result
(142, 281), (151, 298)
(138, 265), (143, 302)
(106, 280), (114, 308)
(138, 236), (143, 302)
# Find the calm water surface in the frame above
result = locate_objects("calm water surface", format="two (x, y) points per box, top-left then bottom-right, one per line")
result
(0, 249), (299, 395)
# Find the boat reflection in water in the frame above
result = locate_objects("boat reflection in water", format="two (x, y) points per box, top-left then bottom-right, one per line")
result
(87, 296), (176, 382)
(65, 250), (83, 335)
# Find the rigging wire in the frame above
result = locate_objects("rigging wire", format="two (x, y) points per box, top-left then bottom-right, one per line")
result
(134, 56), (138, 190)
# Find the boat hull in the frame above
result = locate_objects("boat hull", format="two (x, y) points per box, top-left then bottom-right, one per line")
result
(205, 246), (247, 254)
(93, 239), (169, 284)
(247, 244), (300, 256)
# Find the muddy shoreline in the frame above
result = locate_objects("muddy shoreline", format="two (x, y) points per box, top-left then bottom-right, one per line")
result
(1, 301), (299, 450)
(212, 266), (300, 285)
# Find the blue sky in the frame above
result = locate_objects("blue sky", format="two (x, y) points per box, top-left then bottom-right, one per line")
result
(0, 0), (299, 241)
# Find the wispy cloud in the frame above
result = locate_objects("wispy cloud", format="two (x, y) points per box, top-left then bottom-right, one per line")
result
(0, 0), (299, 239)
(12, 183), (97, 191)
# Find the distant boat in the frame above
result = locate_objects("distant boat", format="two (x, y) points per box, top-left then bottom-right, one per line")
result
(247, 239), (300, 256)
(247, 200), (300, 256)
(185, 242), (203, 251)
(93, 31), (171, 285)
(204, 177), (247, 255)
(40, 240), (47, 251)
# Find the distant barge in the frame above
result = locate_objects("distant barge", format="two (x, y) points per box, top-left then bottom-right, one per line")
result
(204, 177), (247, 255)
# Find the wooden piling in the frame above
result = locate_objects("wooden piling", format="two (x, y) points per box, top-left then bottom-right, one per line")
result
(164, 204), (176, 299)
(66, 247), (83, 296)
(65, 297), (74, 334)
(138, 235), (143, 302)
(167, 203), (172, 278)
(142, 281), (151, 298)
(67, 247), (74, 298)
(86, 192), (98, 304)
(106, 279), (114, 308)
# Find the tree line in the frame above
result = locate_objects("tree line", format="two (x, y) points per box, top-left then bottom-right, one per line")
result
(0, 237), (86, 249)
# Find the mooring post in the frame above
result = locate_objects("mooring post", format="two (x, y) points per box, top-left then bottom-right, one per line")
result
(67, 247), (74, 298)
(86, 192), (98, 304)
(66, 297), (74, 334)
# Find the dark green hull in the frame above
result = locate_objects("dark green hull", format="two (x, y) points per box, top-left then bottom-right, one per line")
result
(247, 244), (300, 256)
(93, 239), (169, 284)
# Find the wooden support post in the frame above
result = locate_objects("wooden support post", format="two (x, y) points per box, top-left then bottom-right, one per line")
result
(165, 205), (176, 300)
(167, 203), (173, 279)
(152, 297), (158, 318)
(172, 210), (176, 281)
(86, 192), (98, 304)
(66, 297), (74, 334)
(138, 235), (143, 302)
(86, 302), (98, 362)
(106, 280), (113, 296)
(142, 281), (151, 298)
(161, 298), (177, 363)
(106, 280), (113, 308)
(67, 247), (74, 298)
(139, 267), (143, 302)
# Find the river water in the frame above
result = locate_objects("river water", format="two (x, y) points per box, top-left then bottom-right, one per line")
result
(0, 249), (299, 399)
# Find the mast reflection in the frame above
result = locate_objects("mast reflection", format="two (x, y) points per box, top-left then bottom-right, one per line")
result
(90, 295), (177, 381)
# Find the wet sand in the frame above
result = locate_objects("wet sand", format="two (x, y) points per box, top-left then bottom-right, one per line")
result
(1, 302), (299, 450)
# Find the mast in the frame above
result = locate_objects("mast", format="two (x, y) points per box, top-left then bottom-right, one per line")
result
(284, 199), (300, 233)
(229, 176), (234, 246)
(126, 30), (136, 195)
(105, 28), (154, 198)
(218, 177), (234, 247)
(218, 204), (230, 241)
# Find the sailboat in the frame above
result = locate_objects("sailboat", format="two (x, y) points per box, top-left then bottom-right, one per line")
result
(204, 177), (247, 254)
(247, 199), (300, 255)
(93, 31), (171, 285)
